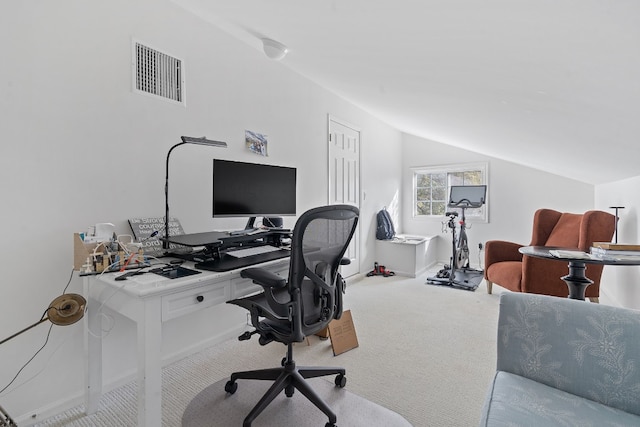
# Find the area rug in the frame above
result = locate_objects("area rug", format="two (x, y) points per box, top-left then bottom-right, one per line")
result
(182, 377), (412, 426)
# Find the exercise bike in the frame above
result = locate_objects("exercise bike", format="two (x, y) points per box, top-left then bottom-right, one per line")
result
(427, 185), (486, 291)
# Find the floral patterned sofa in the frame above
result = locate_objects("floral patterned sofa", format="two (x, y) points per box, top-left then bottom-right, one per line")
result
(480, 293), (640, 426)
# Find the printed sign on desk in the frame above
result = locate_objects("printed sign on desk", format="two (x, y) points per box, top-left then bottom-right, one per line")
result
(128, 217), (186, 256)
(328, 310), (359, 356)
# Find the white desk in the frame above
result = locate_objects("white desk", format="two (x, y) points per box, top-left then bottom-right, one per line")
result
(83, 258), (289, 427)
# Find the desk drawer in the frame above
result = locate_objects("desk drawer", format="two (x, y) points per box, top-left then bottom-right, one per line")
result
(162, 281), (230, 321)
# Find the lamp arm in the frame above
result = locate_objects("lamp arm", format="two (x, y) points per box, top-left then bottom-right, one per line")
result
(164, 142), (187, 250)
(0, 317), (49, 346)
(163, 137), (227, 251)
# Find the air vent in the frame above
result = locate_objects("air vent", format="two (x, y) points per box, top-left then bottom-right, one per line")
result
(134, 42), (184, 103)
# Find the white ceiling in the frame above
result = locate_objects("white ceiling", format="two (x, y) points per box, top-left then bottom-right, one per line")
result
(173, 0), (640, 185)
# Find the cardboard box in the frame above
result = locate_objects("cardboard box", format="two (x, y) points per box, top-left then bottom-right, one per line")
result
(73, 233), (99, 271)
(328, 310), (359, 356)
(315, 326), (330, 339)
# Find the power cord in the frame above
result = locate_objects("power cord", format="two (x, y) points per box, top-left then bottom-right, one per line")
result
(87, 255), (166, 339)
(0, 268), (75, 397)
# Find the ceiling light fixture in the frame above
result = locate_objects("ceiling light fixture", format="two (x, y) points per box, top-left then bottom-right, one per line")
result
(262, 38), (288, 60)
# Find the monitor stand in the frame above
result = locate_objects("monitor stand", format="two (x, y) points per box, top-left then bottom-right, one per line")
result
(229, 217), (259, 236)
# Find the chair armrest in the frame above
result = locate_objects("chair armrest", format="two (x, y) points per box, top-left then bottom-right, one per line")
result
(496, 293), (640, 416)
(484, 240), (523, 271)
(240, 267), (287, 289)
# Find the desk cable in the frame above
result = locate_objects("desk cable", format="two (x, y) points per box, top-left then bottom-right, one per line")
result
(86, 256), (166, 339)
(0, 268), (76, 397)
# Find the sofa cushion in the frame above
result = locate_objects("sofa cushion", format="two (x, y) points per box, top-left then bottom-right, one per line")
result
(497, 294), (640, 416)
(480, 371), (640, 427)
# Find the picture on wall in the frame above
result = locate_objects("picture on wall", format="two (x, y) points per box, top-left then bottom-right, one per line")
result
(245, 130), (268, 156)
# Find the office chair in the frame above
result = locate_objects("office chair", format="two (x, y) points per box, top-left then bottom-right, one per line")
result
(225, 204), (359, 427)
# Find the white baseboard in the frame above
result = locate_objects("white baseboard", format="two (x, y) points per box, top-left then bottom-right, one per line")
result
(17, 323), (247, 426)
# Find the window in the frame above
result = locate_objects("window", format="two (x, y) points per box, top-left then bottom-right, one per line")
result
(413, 162), (488, 221)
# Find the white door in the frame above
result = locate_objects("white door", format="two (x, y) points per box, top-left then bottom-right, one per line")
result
(328, 116), (360, 278)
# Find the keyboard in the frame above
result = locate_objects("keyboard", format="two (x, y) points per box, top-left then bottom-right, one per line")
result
(226, 245), (283, 258)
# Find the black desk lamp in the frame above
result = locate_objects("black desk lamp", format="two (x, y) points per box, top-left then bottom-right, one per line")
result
(163, 136), (227, 251)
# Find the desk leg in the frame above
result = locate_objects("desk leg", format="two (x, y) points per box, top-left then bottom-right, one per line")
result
(561, 261), (593, 301)
(137, 299), (163, 427)
(84, 279), (102, 414)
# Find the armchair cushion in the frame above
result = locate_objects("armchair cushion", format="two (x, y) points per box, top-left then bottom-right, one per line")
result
(485, 261), (522, 292)
(544, 213), (581, 247)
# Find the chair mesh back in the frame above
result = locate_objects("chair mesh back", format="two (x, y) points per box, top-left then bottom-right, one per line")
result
(290, 207), (358, 335)
(302, 217), (355, 273)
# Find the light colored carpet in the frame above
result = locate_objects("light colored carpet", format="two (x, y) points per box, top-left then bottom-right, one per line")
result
(183, 377), (411, 426)
(35, 268), (503, 427)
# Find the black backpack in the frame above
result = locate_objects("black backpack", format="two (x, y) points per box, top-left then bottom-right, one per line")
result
(376, 208), (396, 240)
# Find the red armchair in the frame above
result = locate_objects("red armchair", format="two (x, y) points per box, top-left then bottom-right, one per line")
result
(484, 209), (615, 302)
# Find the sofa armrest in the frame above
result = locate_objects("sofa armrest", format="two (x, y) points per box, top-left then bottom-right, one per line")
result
(496, 293), (640, 416)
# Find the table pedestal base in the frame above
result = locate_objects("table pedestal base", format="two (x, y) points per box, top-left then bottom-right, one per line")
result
(561, 262), (593, 300)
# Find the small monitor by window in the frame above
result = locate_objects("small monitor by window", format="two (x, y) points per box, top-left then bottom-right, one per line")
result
(448, 185), (487, 208)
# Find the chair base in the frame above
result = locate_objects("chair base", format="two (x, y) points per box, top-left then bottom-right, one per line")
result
(426, 267), (484, 291)
(225, 344), (346, 427)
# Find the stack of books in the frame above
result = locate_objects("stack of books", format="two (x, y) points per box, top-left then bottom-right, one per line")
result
(590, 242), (640, 260)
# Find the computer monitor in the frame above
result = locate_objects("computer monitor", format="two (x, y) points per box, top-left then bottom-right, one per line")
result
(448, 185), (487, 208)
(212, 159), (296, 228)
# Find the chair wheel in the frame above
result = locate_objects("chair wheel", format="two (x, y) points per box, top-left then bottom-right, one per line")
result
(325, 423), (337, 427)
(285, 384), (295, 397)
(335, 374), (346, 388)
(224, 380), (237, 394)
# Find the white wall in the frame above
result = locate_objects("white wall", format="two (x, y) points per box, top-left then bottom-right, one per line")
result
(4, 1), (634, 422)
(0, 1), (401, 422)
(595, 176), (640, 309)
(400, 134), (596, 267)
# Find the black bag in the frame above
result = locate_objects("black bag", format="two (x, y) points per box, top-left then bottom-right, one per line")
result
(376, 208), (396, 240)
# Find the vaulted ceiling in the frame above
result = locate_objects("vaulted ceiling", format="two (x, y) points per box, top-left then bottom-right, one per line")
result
(173, 0), (640, 185)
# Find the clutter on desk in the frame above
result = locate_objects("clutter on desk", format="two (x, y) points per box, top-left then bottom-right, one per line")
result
(149, 265), (201, 279)
(74, 224), (150, 275)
